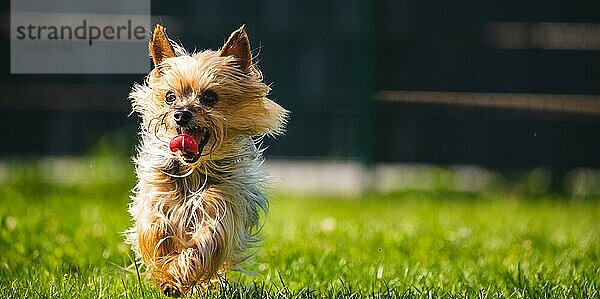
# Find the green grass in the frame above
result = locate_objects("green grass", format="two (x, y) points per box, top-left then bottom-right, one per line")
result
(0, 160), (598, 298)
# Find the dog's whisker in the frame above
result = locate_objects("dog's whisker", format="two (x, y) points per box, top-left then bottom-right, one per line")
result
(161, 167), (194, 178)
(159, 112), (169, 131)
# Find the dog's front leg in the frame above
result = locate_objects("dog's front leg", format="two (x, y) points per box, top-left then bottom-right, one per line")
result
(152, 192), (236, 296)
(158, 220), (232, 296)
(136, 216), (199, 296)
(134, 214), (184, 295)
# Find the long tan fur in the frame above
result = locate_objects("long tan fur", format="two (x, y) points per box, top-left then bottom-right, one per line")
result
(125, 25), (287, 297)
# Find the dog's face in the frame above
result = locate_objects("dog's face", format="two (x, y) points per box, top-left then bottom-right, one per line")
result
(131, 25), (287, 164)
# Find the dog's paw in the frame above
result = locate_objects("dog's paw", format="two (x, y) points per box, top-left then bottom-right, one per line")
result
(160, 282), (182, 297)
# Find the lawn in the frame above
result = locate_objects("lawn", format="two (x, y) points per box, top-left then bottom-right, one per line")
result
(0, 159), (598, 298)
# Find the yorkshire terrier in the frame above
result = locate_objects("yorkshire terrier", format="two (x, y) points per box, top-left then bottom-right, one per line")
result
(125, 24), (287, 297)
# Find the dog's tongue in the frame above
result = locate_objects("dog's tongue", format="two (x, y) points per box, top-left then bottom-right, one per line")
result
(169, 134), (199, 155)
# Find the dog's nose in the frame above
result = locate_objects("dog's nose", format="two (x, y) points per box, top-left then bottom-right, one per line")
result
(174, 109), (192, 126)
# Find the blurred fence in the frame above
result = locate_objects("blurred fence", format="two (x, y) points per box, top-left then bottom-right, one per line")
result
(1, 0), (599, 190)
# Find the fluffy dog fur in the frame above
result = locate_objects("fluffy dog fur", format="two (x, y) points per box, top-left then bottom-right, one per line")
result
(125, 24), (287, 296)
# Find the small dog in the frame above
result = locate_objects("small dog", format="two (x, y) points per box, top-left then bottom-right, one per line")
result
(125, 24), (287, 296)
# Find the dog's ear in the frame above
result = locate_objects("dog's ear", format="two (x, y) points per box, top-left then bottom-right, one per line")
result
(149, 24), (176, 70)
(220, 25), (252, 72)
(229, 97), (288, 136)
(253, 98), (288, 136)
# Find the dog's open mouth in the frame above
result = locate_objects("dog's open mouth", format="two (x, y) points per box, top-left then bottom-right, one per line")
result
(169, 127), (210, 163)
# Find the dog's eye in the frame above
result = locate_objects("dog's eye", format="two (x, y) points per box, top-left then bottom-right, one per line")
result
(199, 90), (218, 107)
(165, 91), (177, 105)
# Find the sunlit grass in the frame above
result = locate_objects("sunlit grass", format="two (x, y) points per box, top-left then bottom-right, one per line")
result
(0, 160), (598, 298)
